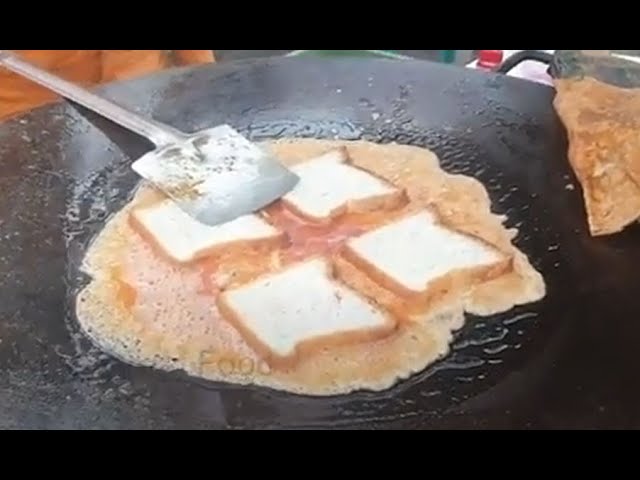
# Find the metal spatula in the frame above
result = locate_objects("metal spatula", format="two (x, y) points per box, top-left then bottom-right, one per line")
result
(0, 50), (299, 226)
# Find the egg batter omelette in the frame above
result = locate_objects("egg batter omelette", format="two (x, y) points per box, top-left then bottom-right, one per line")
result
(75, 138), (545, 396)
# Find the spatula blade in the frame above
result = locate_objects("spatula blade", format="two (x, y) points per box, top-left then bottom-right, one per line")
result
(131, 125), (299, 226)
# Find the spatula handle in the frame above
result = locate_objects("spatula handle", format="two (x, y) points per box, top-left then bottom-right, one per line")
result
(0, 50), (186, 147)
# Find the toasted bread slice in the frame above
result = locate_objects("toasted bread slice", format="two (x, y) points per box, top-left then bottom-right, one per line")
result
(282, 147), (406, 223)
(217, 258), (396, 368)
(342, 210), (511, 306)
(130, 198), (284, 264)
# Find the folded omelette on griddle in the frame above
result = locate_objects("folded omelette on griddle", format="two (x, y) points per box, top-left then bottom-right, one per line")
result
(75, 139), (545, 396)
(554, 77), (640, 236)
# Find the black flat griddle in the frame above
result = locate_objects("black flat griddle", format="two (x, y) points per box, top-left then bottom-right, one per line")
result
(2, 57), (640, 430)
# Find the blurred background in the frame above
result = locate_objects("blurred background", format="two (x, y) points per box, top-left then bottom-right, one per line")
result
(214, 50), (475, 65)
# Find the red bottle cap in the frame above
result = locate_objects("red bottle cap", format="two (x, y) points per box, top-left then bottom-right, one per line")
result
(477, 50), (504, 70)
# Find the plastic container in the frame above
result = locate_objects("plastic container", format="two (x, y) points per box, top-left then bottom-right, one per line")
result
(476, 50), (504, 71)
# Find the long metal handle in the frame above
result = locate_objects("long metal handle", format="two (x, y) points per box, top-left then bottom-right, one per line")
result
(0, 50), (186, 147)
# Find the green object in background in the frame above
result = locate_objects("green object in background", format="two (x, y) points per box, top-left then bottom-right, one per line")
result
(287, 50), (458, 63)
(440, 50), (456, 63)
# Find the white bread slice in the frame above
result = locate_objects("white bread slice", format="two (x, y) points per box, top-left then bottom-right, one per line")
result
(130, 199), (284, 264)
(282, 147), (406, 222)
(217, 258), (396, 368)
(342, 210), (512, 302)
